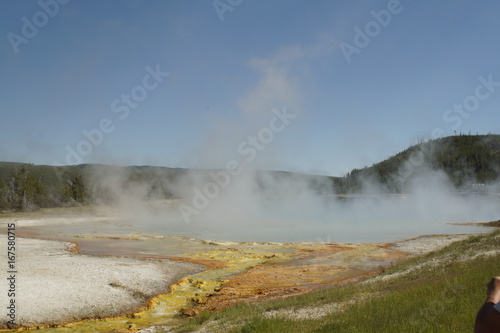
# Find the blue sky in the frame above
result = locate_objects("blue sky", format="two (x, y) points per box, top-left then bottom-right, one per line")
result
(1, 0), (500, 176)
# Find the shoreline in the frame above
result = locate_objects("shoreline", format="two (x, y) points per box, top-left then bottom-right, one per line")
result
(0, 236), (481, 331)
(0, 237), (204, 330)
(386, 233), (474, 255)
(0, 210), (491, 331)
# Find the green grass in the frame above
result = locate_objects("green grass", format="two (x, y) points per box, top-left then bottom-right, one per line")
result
(175, 230), (500, 333)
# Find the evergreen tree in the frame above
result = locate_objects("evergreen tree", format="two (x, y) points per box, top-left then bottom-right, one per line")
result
(70, 175), (87, 202)
(7, 166), (49, 210)
(0, 177), (7, 210)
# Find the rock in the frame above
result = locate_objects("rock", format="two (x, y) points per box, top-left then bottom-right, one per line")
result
(180, 308), (200, 317)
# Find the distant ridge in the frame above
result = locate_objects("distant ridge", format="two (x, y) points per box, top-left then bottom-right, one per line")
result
(0, 134), (499, 210)
(333, 134), (500, 193)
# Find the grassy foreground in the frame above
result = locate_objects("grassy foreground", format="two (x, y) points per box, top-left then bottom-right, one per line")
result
(174, 229), (500, 333)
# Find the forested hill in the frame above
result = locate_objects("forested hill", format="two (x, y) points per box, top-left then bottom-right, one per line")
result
(0, 163), (187, 211)
(0, 134), (499, 211)
(333, 134), (500, 193)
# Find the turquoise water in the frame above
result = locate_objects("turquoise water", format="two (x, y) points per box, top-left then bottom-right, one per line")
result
(15, 193), (498, 244)
(19, 216), (489, 247)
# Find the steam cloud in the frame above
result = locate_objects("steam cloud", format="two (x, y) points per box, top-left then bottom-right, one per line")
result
(86, 46), (500, 243)
(85, 150), (500, 243)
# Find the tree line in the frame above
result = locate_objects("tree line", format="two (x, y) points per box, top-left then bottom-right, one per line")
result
(333, 134), (500, 193)
(1, 134), (499, 211)
(0, 163), (180, 211)
(0, 165), (87, 211)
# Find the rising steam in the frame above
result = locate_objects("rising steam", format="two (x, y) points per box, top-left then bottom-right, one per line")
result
(85, 46), (500, 243)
